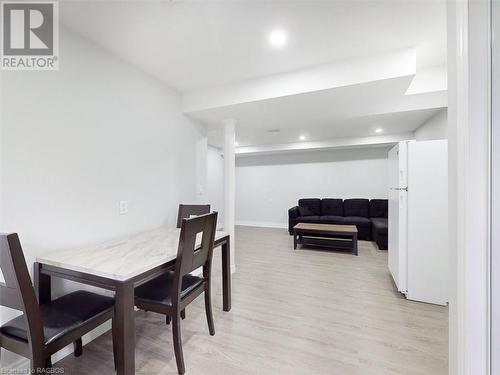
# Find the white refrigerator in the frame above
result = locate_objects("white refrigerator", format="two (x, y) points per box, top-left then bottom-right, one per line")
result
(388, 140), (448, 305)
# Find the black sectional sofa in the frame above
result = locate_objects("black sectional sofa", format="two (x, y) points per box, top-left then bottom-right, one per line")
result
(288, 198), (388, 250)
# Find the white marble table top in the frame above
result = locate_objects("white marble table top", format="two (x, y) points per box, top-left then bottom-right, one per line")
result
(36, 227), (228, 281)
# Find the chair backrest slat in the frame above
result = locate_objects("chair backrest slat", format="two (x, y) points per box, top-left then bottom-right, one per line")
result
(0, 233), (45, 348)
(0, 283), (23, 310)
(173, 212), (217, 301)
(176, 204), (211, 228)
(0, 236), (20, 288)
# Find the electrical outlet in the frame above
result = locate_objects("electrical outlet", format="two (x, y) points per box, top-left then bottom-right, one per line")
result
(119, 201), (128, 215)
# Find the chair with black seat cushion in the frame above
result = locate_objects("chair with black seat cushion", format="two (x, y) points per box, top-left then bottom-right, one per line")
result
(175, 204), (210, 320)
(0, 233), (116, 373)
(135, 212), (218, 375)
(176, 204), (210, 228)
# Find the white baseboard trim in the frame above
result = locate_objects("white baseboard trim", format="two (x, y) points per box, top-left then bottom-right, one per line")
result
(1, 321), (111, 370)
(236, 221), (287, 229)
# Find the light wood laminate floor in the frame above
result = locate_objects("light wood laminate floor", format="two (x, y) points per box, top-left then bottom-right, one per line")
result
(56, 226), (448, 374)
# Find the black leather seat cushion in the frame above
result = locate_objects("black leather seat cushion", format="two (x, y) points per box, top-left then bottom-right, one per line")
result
(319, 216), (345, 224)
(135, 271), (203, 306)
(370, 199), (388, 218)
(320, 199), (343, 216)
(343, 216), (371, 227)
(371, 217), (388, 230)
(0, 291), (114, 345)
(296, 216), (321, 223)
(343, 199), (370, 218)
(298, 199), (321, 216)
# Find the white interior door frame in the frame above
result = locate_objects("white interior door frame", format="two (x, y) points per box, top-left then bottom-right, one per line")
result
(491, 0), (500, 372)
(448, 0), (491, 374)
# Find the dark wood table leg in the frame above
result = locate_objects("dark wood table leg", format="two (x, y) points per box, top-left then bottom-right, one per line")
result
(221, 238), (232, 312)
(353, 233), (358, 256)
(293, 230), (298, 249)
(114, 281), (135, 375)
(34, 262), (51, 304)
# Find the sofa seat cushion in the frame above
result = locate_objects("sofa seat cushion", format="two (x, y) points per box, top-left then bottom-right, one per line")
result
(344, 216), (371, 227)
(0, 291), (114, 345)
(296, 216), (321, 223)
(320, 199), (343, 216)
(371, 217), (388, 230)
(135, 271), (204, 306)
(298, 199), (321, 216)
(319, 216), (345, 225)
(343, 199), (370, 217)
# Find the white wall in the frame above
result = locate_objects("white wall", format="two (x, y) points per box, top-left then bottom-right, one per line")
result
(235, 147), (389, 228)
(206, 146), (225, 226)
(414, 108), (448, 140)
(0, 27), (205, 367)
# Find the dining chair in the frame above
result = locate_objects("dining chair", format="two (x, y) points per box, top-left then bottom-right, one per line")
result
(175, 204), (211, 321)
(0, 233), (116, 373)
(176, 204), (210, 228)
(135, 212), (218, 375)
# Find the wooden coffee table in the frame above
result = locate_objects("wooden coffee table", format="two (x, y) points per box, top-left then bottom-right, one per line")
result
(293, 223), (358, 255)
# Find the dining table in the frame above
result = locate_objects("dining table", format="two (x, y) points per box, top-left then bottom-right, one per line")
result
(33, 227), (231, 375)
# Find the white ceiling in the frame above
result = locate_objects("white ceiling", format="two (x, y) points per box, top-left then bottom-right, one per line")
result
(198, 76), (445, 148)
(60, 1), (447, 151)
(60, 0), (446, 92)
(208, 109), (442, 149)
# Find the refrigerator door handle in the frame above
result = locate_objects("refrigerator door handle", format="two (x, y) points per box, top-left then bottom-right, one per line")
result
(390, 187), (408, 191)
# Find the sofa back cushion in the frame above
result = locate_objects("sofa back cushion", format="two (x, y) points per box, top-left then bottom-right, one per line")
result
(298, 198), (321, 216)
(321, 199), (343, 216)
(298, 206), (314, 216)
(370, 199), (388, 218)
(343, 199), (370, 217)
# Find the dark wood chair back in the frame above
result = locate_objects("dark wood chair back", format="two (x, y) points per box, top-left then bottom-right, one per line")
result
(134, 212), (218, 375)
(0, 233), (44, 348)
(176, 204), (211, 228)
(174, 212), (217, 294)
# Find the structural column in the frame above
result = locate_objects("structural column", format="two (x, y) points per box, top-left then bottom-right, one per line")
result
(223, 119), (236, 273)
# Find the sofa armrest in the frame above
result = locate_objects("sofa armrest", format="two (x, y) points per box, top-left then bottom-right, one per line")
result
(289, 206), (300, 219)
(288, 206), (300, 235)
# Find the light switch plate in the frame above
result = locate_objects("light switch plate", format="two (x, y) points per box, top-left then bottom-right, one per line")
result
(119, 201), (128, 215)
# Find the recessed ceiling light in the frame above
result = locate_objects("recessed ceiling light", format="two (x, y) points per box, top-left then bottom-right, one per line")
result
(299, 135), (306, 141)
(375, 128), (383, 133)
(234, 141), (239, 146)
(268, 29), (288, 48)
